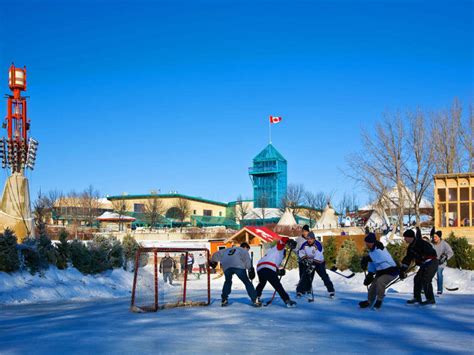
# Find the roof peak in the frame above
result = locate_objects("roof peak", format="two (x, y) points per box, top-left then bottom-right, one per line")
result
(253, 143), (287, 162)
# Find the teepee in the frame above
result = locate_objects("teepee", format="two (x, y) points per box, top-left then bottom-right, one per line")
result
(277, 208), (298, 227)
(315, 203), (339, 229)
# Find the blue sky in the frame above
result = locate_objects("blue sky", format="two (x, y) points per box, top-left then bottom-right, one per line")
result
(0, 0), (472, 205)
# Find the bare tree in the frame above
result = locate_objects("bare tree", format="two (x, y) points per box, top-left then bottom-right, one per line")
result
(48, 189), (63, 224)
(33, 190), (50, 229)
(280, 183), (305, 217)
(337, 192), (359, 217)
(432, 98), (463, 174)
(314, 191), (331, 210)
(304, 191), (321, 227)
(459, 104), (473, 172)
(112, 198), (130, 232)
(403, 110), (435, 224)
(80, 185), (101, 227)
(65, 190), (82, 238)
(144, 195), (165, 229)
(256, 193), (269, 223)
(346, 112), (406, 235)
(174, 198), (191, 230)
(236, 195), (250, 225)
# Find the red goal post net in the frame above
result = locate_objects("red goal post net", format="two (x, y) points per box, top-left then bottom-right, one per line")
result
(130, 247), (211, 312)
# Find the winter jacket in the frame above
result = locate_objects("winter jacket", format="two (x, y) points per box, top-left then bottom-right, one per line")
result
(195, 254), (207, 266)
(366, 241), (398, 276)
(257, 246), (285, 272)
(187, 255), (194, 266)
(211, 247), (252, 271)
(180, 255), (186, 267)
(298, 240), (324, 263)
(293, 236), (307, 257)
(401, 237), (437, 269)
(432, 240), (454, 267)
(159, 257), (176, 273)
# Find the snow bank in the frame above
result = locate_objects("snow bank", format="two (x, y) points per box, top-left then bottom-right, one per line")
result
(1, 267), (472, 305)
(0, 267), (134, 305)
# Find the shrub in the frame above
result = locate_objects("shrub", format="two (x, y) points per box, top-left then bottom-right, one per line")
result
(0, 228), (20, 272)
(323, 236), (337, 269)
(122, 234), (140, 270)
(90, 235), (123, 271)
(37, 231), (57, 269)
(386, 241), (408, 267)
(336, 239), (360, 271)
(56, 230), (70, 270)
(21, 246), (41, 275)
(70, 240), (92, 274)
(446, 233), (474, 270)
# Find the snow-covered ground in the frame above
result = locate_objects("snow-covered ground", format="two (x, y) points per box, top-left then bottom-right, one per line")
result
(1, 267), (473, 354)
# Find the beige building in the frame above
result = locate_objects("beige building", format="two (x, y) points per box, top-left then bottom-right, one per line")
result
(107, 193), (237, 228)
(434, 172), (474, 241)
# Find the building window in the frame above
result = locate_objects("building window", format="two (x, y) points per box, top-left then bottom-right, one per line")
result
(193, 210), (197, 215)
(448, 188), (457, 202)
(203, 210), (212, 216)
(134, 204), (145, 213)
(219, 211), (222, 216)
(448, 203), (458, 226)
(460, 187), (469, 201)
(437, 189), (446, 202)
(438, 204), (446, 228)
(460, 203), (470, 227)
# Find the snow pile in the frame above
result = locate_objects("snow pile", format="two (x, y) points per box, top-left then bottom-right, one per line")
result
(0, 267), (134, 305)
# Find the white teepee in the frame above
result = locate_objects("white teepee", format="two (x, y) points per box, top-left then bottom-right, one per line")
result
(277, 209), (298, 227)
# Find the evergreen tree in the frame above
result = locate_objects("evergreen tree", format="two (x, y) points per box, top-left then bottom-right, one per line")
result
(70, 240), (92, 274)
(386, 242), (408, 267)
(446, 234), (474, 270)
(336, 239), (360, 271)
(56, 230), (70, 270)
(122, 234), (140, 271)
(37, 228), (58, 269)
(323, 236), (337, 269)
(0, 228), (20, 272)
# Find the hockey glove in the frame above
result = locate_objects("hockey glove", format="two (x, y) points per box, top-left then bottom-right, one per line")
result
(363, 272), (375, 286)
(248, 267), (256, 280)
(399, 266), (407, 280)
(360, 256), (371, 271)
(277, 268), (286, 276)
(286, 239), (297, 250)
(439, 255), (447, 264)
(209, 261), (218, 269)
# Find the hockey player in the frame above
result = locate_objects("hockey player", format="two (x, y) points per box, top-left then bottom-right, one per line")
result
(296, 232), (335, 299)
(431, 230), (454, 295)
(359, 233), (398, 309)
(294, 225), (310, 281)
(400, 229), (439, 306)
(255, 237), (297, 307)
(210, 242), (261, 307)
(159, 253), (177, 285)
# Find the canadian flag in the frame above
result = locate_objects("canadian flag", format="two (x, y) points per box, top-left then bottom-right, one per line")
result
(269, 116), (282, 124)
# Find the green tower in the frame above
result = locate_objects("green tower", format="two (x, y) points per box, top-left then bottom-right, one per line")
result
(249, 144), (287, 208)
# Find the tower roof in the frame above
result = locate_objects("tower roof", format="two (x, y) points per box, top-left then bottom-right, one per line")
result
(253, 144), (287, 162)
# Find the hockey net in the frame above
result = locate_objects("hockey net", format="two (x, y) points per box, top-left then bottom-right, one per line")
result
(130, 247), (211, 312)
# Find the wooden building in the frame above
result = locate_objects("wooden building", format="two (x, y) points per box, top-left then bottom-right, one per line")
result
(434, 172), (474, 242)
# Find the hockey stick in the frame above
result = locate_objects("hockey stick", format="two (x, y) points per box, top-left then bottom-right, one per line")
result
(385, 271), (416, 289)
(363, 270), (369, 292)
(329, 266), (355, 279)
(264, 249), (293, 307)
(434, 276), (459, 291)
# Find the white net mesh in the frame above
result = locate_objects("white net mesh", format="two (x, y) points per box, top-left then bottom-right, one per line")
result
(131, 249), (210, 312)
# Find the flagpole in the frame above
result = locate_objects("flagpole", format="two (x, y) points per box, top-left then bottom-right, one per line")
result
(269, 117), (272, 144)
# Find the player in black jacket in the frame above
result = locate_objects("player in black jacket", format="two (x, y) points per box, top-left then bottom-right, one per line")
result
(400, 229), (439, 306)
